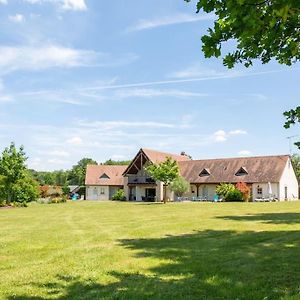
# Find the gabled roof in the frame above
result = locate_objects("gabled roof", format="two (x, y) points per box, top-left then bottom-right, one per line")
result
(179, 155), (289, 184)
(85, 165), (127, 186)
(123, 148), (191, 175)
(143, 148), (191, 163)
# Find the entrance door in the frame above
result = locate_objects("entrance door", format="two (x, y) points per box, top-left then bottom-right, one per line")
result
(145, 188), (156, 202)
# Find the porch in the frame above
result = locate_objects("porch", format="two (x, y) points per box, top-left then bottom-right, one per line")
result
(128, 184), (158, 202)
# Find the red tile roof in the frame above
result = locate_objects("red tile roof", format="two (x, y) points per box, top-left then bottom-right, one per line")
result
(85, 165), (127, 186)
(142, 148), (191, 163)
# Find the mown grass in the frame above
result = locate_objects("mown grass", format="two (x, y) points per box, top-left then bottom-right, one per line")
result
(1, 201), (300, 299)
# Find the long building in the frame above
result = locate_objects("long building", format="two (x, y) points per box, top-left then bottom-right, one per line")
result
(85, 148), (299, 202)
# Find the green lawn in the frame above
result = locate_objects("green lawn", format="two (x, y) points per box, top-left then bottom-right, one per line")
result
(1, 201), (300, 299)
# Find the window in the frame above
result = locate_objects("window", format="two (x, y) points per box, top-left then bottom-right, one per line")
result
(100, 188), (105, 195)
(257, 186), (262, 195)
(93, 187), (97, 195)
(100, 173), (110, 179)
(235, 167), (248, 176)
(199, 168), (210, 177)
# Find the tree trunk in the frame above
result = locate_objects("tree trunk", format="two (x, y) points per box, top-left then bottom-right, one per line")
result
(163, 184), (167, 204)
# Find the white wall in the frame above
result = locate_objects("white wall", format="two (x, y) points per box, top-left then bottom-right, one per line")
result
(279, 159), (299, 200)
(86, 185), (109, 200)
(251, 183), (279, 201)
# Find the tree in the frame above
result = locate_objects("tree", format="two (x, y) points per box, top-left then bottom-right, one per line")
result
(103, 159), (131, 165)
(0, 142), (39, 204)
(0, 143), (27, 202)
(236, 181), (251, 202)
(216, 183), (236, 199)
(62, 183), (70, 196)
(186, 0), (300, 145)
(12, 172), (40, 204)
(291, 154), (300, 182)
(185, 0), (300, 68)
(146, 157), (180, 203)
(170, 176), (190, 197)
(284, 107), (300, 148)
(68, 158), (97, 186)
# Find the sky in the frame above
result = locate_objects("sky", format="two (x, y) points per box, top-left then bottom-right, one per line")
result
(0, 0), (299, 171)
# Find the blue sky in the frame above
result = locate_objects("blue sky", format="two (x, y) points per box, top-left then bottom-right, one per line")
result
(0, 0), (299, 171)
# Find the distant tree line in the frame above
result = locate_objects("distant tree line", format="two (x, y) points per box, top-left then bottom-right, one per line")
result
(29, 158), (131, 186)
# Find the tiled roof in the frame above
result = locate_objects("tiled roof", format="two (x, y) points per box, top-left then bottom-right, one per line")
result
(142, 148), (191, 163)
(85, 165), (127, 186)
(179, 155), (289, 183)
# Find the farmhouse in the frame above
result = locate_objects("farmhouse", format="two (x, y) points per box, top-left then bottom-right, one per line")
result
(85, 148), (299, 202)
(85, 165), (127, 200)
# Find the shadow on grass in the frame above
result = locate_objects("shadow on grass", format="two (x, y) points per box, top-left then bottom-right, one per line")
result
(218, 213), (300, 224)
(8, 230), (300, 299)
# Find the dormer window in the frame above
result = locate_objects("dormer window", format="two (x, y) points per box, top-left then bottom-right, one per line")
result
(235, 167), (248, 176)
(199, 168), (210, 177)
(100, 173), (110, 179)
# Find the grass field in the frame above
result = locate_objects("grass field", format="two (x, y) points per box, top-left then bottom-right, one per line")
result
(1, 201), (300, 299)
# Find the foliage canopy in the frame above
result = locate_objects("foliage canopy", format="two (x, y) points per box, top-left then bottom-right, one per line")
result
(185, 0), (300, 68)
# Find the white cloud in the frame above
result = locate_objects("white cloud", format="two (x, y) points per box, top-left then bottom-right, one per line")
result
(0, 80), (13, 103)
(213, 129), (248, 142)
(78, 120), (175, 130)
(0, 45), (137, 74)
(213, 130), (227, 142)
(169, 64), (242, 79)
(238, 150), (252, 156)
(128, 13), (214, 32)
(67, 136), (83, 145)
(47, 149), (70, 157)
(62, 0), (86, 11)
(0, 0), (7, 4)
(115, 88), (208, 99)
(228, 129), (247, 135)
(23, 0), (87, 11)
(47, 158), (70, 165)
(9, 14), (25, 23)
(0, 45), (98, 73)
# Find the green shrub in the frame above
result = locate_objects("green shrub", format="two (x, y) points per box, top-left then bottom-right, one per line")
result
(12, 175), (40, 204)
(112, 189), (126, 201)
(170, 176), (190, 197)
(0, 199), (6, 207)
(62, 184), (70, 196)
(216, 183), (236, 199)
(225, 189), (243, 202)
(12, 201), (28, 207)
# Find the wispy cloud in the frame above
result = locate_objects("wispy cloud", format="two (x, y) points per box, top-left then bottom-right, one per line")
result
(0, 0), (7, 4)
(0, 45), (138, 74)
(127, 13), (214, 32)
(23, 0), (87, 11)
(168, 63), (241, 79)
(238, 150), (252, 156)
(81, 69), (280, 92)
(115, 88), (208, 99)
(213, 129), (248, 142)
(9, 14), (25, 23)
(77, 120), (176, 130)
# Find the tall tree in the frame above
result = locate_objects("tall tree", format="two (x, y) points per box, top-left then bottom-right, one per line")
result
(103, 159), (131, 165)
(186, 0), (300, 145)
(68, 158), (98, 185)
(185, 0), (300, 68)
(0, 143), (27, 202)
(146, 157), (179, 203)
(170, 176), (190, 198)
